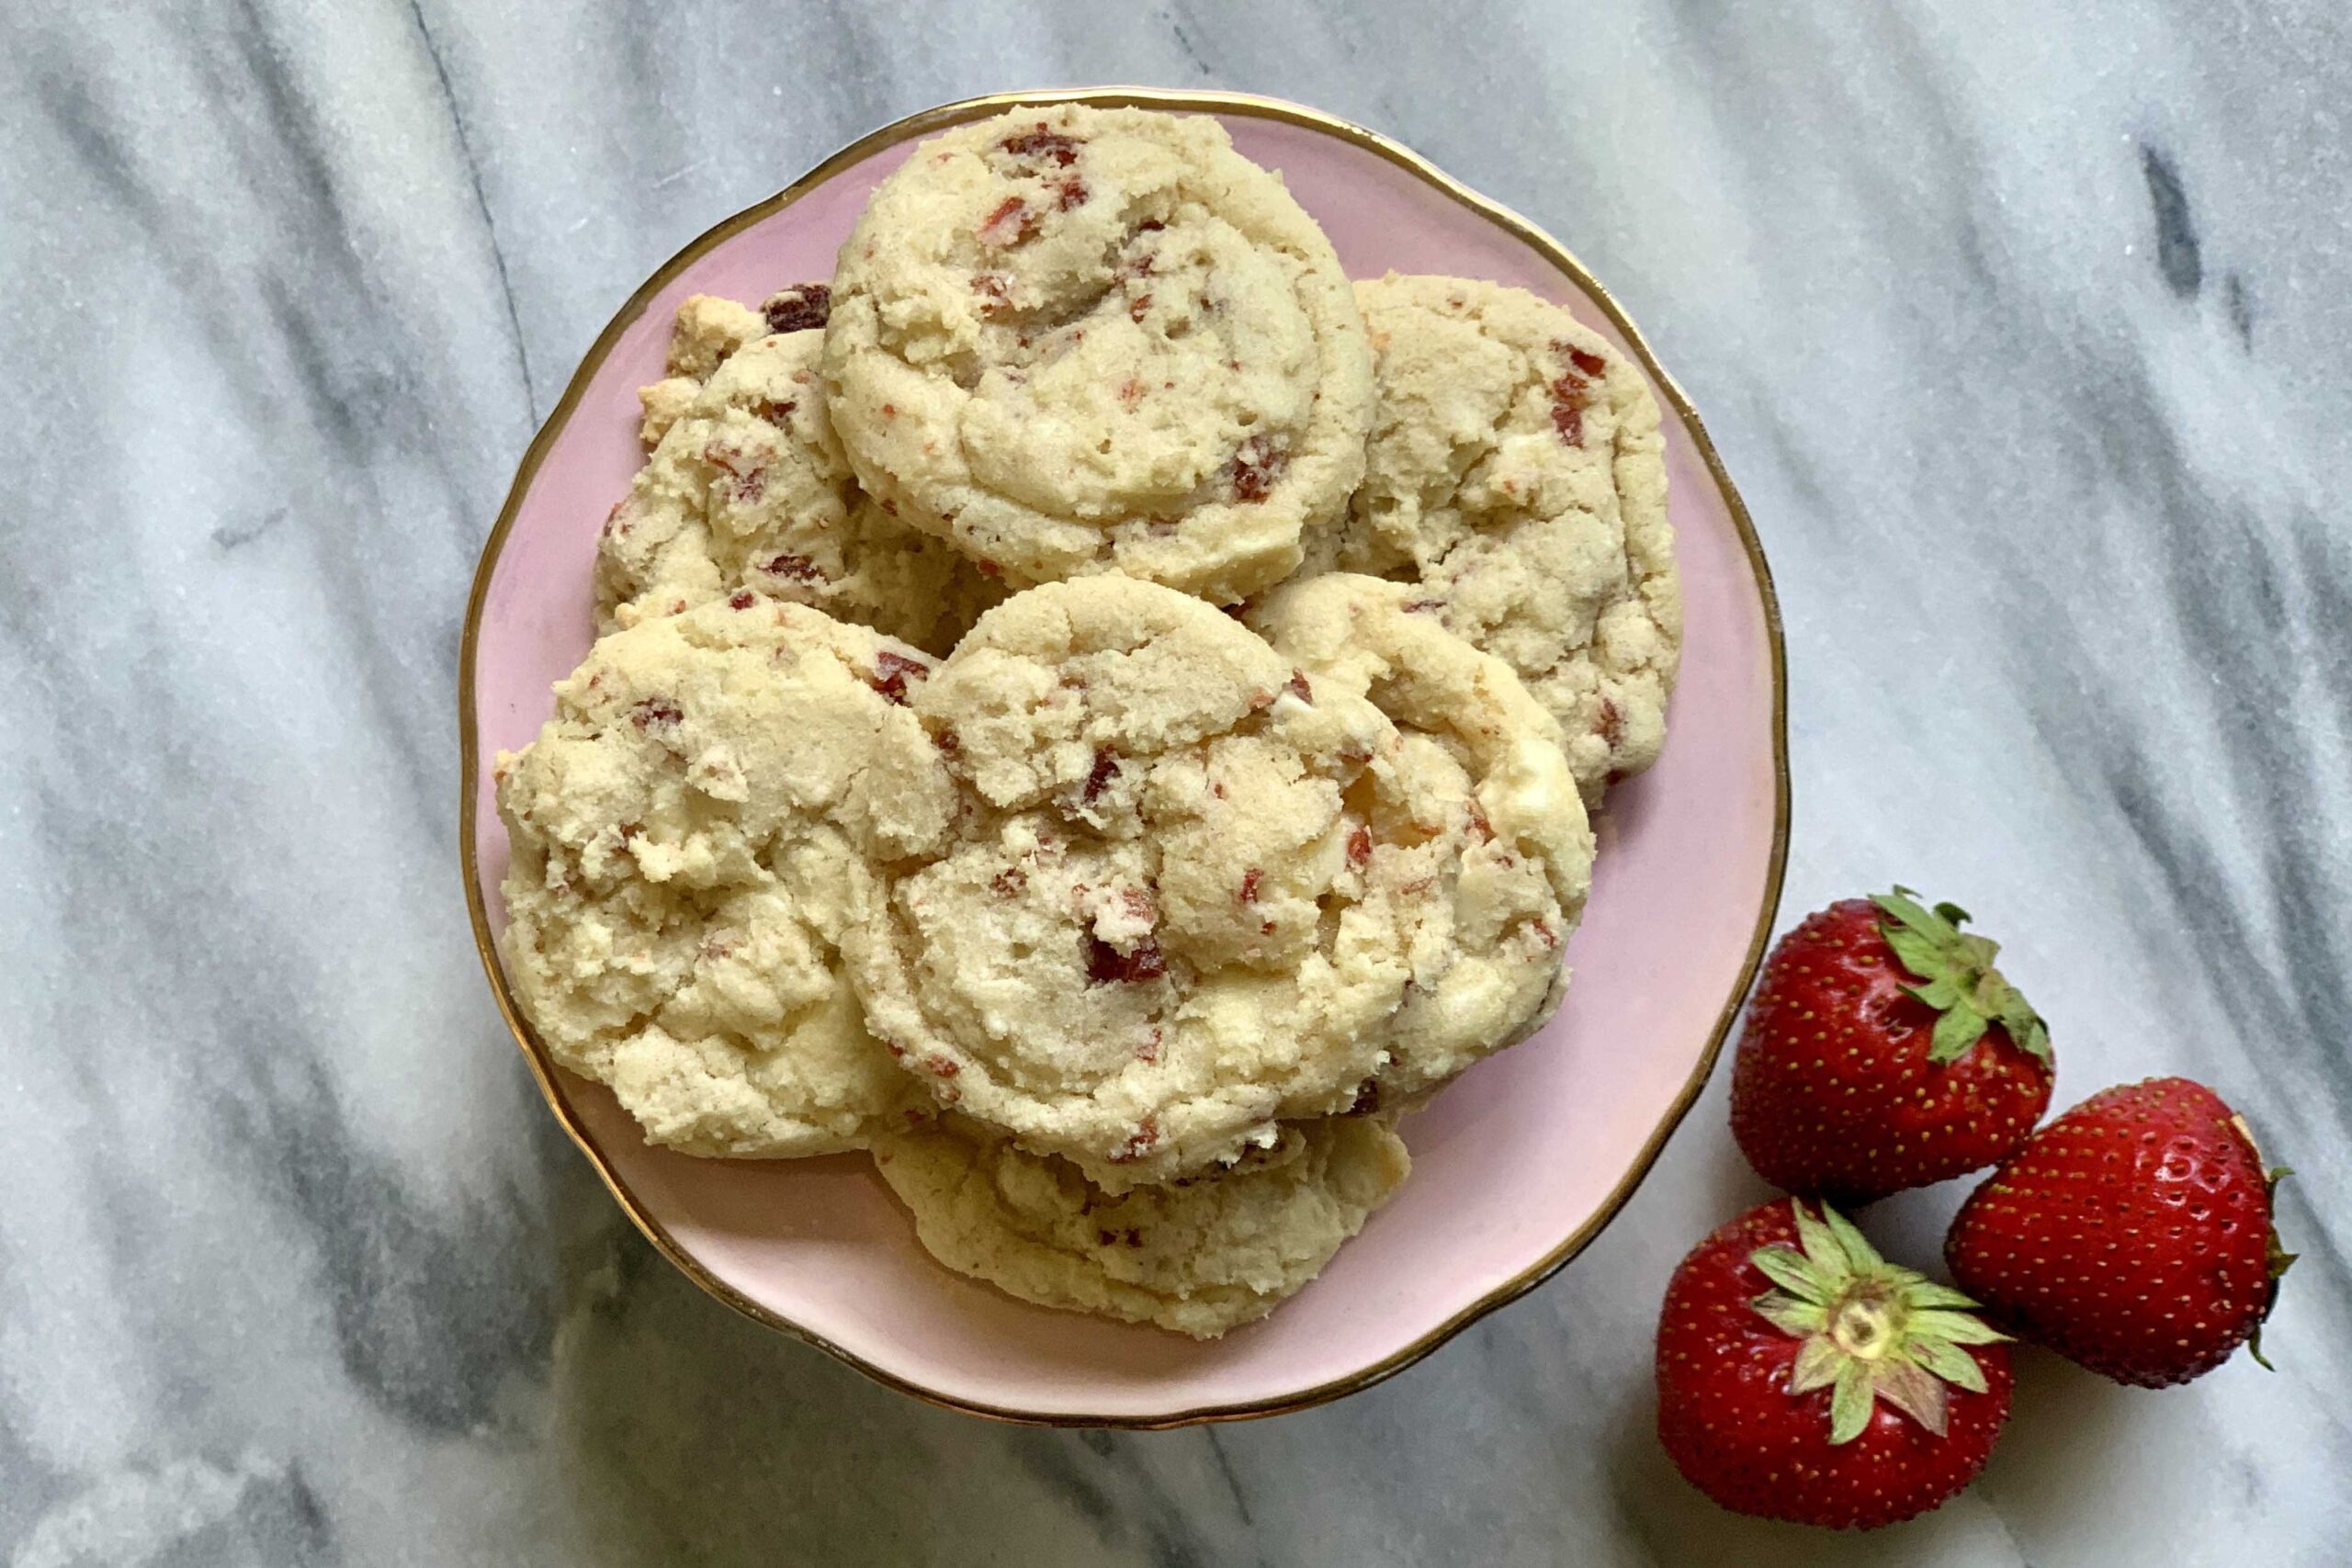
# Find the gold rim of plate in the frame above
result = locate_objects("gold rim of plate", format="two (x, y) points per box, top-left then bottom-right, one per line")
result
(456, 85), (1792, 1429)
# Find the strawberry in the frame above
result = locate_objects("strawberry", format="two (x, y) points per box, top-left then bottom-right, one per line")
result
(1730, 888), (2054, 1202)
(1945, 1077), (2294, 1387)
(1656, 1198), (2013, 1529)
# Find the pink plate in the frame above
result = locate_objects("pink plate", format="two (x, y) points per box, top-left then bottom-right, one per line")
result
(459, 88), (1787, 1427)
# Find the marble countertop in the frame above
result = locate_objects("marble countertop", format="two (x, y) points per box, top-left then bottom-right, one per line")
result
(5, 2), (2348, 1562)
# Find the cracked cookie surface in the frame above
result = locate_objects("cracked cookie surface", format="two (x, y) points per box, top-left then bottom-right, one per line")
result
(1250, 572), (1594, 1100)
(602, 290), (1002, 655)
(844, 576), (1442, 1189)
(825, 105), (1372, 604)
(1305, 274), (1679, 800)
(495, 597), (954, 1156)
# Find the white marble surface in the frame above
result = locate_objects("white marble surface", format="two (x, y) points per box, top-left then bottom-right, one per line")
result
(4, 2), (2348, 1562)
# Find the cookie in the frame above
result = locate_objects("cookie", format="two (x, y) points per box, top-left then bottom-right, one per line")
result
(844, 576), (1443, 1190)
(825, 104), (1374, 604)
(602, 293), (1002, 655)
(875, 1112), (1409, 1337)
(495, 596), (956, 1156)
(1309, 275), (1679, 800)
(1250, 573), (1595, 1099)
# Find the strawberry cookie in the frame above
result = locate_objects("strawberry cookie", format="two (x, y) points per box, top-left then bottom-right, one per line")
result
(845, 576), (1442, 1190)
(824, 105), (1373, 604)
(495, 597), (955, 1156)
(601, 290), (1002, 655)
(875, 1112), (1409, 1337)
(1250, 573), (1594, 1100)
(1313, 275), (1679, 801)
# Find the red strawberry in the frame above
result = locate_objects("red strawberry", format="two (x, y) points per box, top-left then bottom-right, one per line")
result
(1945, 1077), (2294, 1387)
(1657, 1198), (2013, 1529)
(1730, 888), (2054, 1202)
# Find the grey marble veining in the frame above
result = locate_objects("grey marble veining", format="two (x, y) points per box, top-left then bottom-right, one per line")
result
(4, 2), (2349, 1563)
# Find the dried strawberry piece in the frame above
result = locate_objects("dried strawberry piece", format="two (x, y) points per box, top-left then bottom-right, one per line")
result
(728, 590), (756, 610)
(751, 398), (797, 425)
(1128, 293), (1152, 322)
(923, 1055), (960, 1077)
(1086, 935), (1167, 985)
(990, 867), (1026, 897)
(1001, 124), (1081, 165)
(1401, 598), (1443, 615)
(971, 271), (1012, 316)
(933, 728), (962, 758)
(629, 698), (683, 731)
(978, 197), (1038, 247)
(1080, 747), (1120, 803)
(1227, 435), (1286, 502)
(1135, 1027), (1163, 1063)
(1547, 344), (1608, 446)
(1346, 824), (1374, 868)
(975, 558), (1002, 578)
(762, 284), (831, 334)
(1598, 696), (1624, 749)
(1531, 919), (1560, 951)
(865, 650), (930, 705)
(1108, 1115), (1162, 1163)
(1137, 218), (1165, 231)
(1466, 800), (1495, 842)
(1550, 389), (1585, 446)
(1054, 175), (1088, 210)
(703, 442), (768, 504)
(1284, 669), (1313, 704)
(1238, 868), (1263, 905)
(763, 553), (822, 582)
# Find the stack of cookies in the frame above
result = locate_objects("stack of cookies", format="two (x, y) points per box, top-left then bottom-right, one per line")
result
(496, 104), (1680, 1337)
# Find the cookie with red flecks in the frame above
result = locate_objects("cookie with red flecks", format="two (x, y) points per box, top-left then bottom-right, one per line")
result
(1305, 274), (1678, 802)
(876, 1111), (1408, 1338)
(1250, 572), (1595, 1100)
(843, 576), (1448, 1190)
(601, 292), (1002, 655)
(495, 597), (955, 1156)
(825, 104), (1373, 604)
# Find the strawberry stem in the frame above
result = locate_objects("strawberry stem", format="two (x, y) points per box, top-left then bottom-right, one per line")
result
(1749, 1201), (2009, 1445)
(1872, 887), (2052, 1066)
